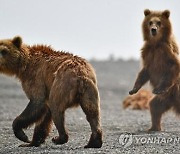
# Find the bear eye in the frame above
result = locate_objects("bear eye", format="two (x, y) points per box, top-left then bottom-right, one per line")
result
(149, 21), (153, 26)
(157, 21), (161, 26)
(1, 49), (8, 56)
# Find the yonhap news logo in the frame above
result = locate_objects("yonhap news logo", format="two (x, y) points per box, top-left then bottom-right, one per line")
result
(119, 132), (133, 148)
(119, 132), (180, 148)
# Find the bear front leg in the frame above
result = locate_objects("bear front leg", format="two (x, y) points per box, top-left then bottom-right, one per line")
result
(12, 100), (47, 146)
(153, 58), (180, 94)
(30, 106), (52, 147)
(129, 68), (149, 95)
(153, 75), (176, 94)
(152, 80), (171, 94)
(19, 105), (52, 147)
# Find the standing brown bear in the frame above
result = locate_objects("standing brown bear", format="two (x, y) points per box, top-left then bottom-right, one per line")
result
(129, 9), (180, 131)
(0, 36), (102, 148)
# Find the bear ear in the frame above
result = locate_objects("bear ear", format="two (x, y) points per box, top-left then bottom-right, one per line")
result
(144, 9), (151, 16)
(12, 36), (22, 48)
(162, 10), (170, 18)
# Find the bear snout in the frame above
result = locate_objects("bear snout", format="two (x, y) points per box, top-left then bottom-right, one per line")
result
(151, 27), (157, 36)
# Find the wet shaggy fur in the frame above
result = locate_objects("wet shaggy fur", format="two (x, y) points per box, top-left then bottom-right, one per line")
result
(129, 9), (180, 131)
(0, 36), (102, 148)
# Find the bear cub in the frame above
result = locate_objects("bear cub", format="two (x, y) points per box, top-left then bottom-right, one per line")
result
(129, 9), (180, 131)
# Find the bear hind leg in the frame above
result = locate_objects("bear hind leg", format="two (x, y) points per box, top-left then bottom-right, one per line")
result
(148, 96), (173, 131)
(80, 84), (102, 148)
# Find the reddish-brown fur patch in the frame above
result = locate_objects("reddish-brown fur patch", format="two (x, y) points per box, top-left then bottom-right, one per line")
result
(123, 89), (153, 110)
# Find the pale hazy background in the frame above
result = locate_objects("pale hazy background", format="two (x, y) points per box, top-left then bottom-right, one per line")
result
(0, 0), (179, 60)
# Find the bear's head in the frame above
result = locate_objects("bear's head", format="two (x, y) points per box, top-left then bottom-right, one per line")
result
(142, 9), (172, 42)
(0, 36), (25, 75)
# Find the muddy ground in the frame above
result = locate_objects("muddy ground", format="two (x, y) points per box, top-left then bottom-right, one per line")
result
(0, 59), (180, 154)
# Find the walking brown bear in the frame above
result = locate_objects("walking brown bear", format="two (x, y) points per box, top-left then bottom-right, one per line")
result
(0, 36), (102, 148)
(129, 9), (180, 131)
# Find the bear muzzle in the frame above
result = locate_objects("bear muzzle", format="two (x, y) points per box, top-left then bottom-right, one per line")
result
(151, 27), (158, 36)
